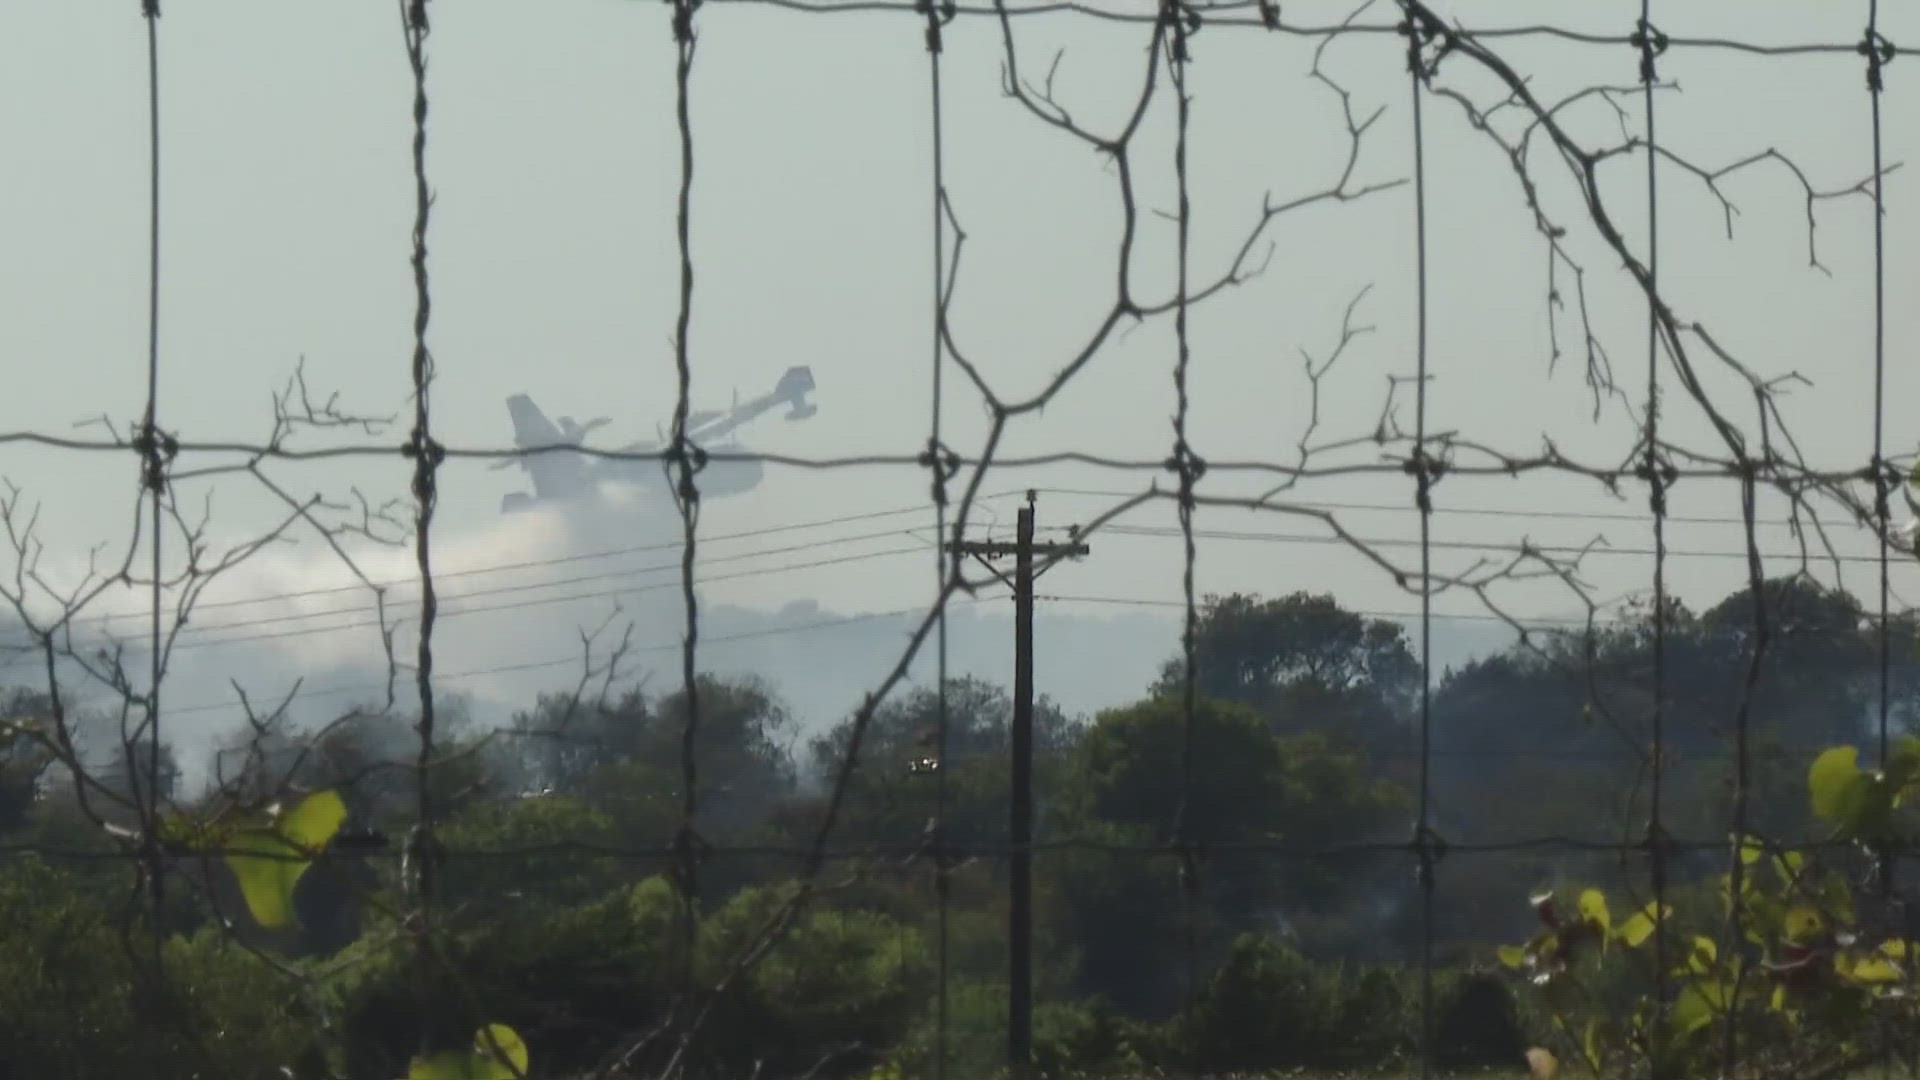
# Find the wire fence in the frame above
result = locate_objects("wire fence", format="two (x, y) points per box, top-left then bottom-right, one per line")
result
(0, 0), (1916, 1077)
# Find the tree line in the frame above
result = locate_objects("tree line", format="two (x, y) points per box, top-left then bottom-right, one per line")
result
(1, 575), (1914, 1077)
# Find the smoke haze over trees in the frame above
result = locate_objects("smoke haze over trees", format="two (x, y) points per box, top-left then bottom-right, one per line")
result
(4, 579), (1914, 1076)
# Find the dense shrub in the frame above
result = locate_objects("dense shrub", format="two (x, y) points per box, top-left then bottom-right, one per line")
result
(1433, 969), (1526, 1071)
(1160, 932), (1427, 1073)
(0, 856), (319, 1080)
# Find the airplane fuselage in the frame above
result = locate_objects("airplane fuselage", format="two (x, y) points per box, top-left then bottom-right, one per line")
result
(497, 367), (810, 515)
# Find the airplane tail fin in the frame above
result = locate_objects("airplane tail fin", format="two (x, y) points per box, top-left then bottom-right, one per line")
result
(505, 394), (564, 448)
(775, 366), (815, 420)
(775, 365), (815, 402)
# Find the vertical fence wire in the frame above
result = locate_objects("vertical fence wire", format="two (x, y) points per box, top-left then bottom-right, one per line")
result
(396, 0), (443, 1061)
(1398, 7), (1438, 1077)
(137, 0), (169, 990)
(919, 1), (953, 1074)
(1724, 469), (1763, 1077)
(1863, 0), (1893, 1071)
(667, 0), (707, 1019)
(1635, 2), (1673, 1074)
(1866, 0), (1889, 770)
(1161, 0), (1205, 1027)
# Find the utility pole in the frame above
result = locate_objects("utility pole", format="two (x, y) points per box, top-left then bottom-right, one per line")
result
(947, 491), (1088, 1079)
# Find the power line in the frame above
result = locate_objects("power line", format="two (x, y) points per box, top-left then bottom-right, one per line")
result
(139, 544), (934, 655)
(51, 492), (1025, 627)
(13, 512), (1908, 658)
(0, 494), (1025, 646)
(0, 542), (927, 657)
(154, 594), (1003, 718)
(143, 528), (934, 642)
(28, 479), (1893, 655)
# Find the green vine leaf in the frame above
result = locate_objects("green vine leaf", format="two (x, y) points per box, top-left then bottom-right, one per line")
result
(1578, 889), (1611, 935)
(1839, 951), (1902, 986)
(1672, 981), (1726, 1039)
(406, 1023), (528, 1079)
(1889, 736), (1920, 805)
(226, 789), (347, 930)
(1782, 906), (1823, 945)
(1772, 850), (1805, 886)
(1809, 746), (1862, 822)
(1617, 900), (1668, 948)
(1687, 936), (1717, 976)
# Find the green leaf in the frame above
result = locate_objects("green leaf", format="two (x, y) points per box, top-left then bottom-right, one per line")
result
(1737, 834), (1764, 865)
(226, 789), (346, 929)
(1578, 888), (1611, 933)
(1772, 850), (1805, 886)
(1583, 1018), (1602, 1072)
(407, 1024), (528, 1079)
(1618, 901), (1668, 948)
(1890, 737), (1920, 805)
(1498, 944), (1527, 969)
(1783, 906), (1823, 944)
(1672, 982), (1726, 1038)
(279, 788), (348, 850)
(1857, 773), (1897, 838)
(1809, 746), (1863, 822)
(1842, 953), (1902, 985)
(1688, 936), (1718, 975)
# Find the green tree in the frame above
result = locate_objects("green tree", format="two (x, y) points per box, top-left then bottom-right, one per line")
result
(1050, 695), (1405, 1016)
(0, 687), (54, 832)
(800, 677), (1081, 856)
(508, 673), (796, 820)
(503, 685), (654, 794)
(1422, 576), (1920, 952)
(207, 696), (498, 832)
(1152, 591), (1418, 754)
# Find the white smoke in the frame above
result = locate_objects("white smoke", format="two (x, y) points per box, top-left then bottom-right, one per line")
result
(0, 491), (1246, 795)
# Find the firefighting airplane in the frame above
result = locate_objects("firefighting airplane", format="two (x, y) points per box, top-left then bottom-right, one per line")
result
(494, 366), (817, 514)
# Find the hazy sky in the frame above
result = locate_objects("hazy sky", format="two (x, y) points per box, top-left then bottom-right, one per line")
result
(1, 0), (1915, 769)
